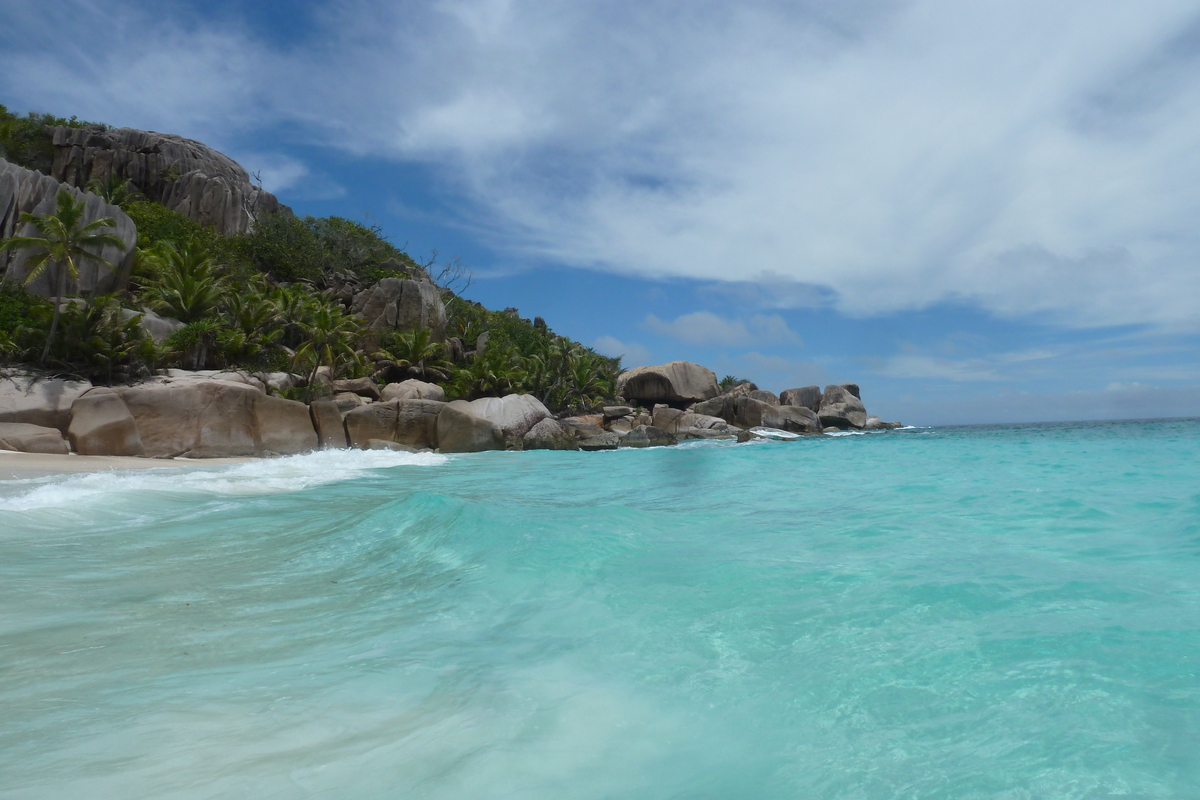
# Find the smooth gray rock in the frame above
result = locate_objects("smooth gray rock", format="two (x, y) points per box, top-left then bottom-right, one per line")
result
(0, 422), (69, 454)
(818, 384), (867, 429)
(602, 405), (634, 420)
(616, 362), (719, 405)
(0, 159), (136, 296)
(0, 376), (92, 433)
(310, 399), (347, 448)
(353, 278), (447, 340)
(692, 395), (820, 434)
(48, 126), (288, 234)
(68, 388), (143, 456)
(748, 390), (780, 406)
(522, 418), (580, 451)
(618, 424), (676, 448)
(468, 394), (551, 443)
(437, 400), (504, 453)
(343, 399), (443, 450)
(381, 379), (445, 402)
(578, 431), (620, 451)
(332, 377), (381, 401)
(118, 308), (184, 343)
(779, 386), (822, 412)
(118, 380), (316, 457)
(841, 383), (861, 400)
(864, 416), (904, 430)
(333, 392), (372, 414)
(764, 405), (822, 434)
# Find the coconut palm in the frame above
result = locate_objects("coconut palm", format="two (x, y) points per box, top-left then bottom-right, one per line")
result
(141, 238), (226, 322)
(373, 327), (452, 383)
(292, 304), (362, 401)
(0, 188), (126, 364)
(86, 173), (140, 207)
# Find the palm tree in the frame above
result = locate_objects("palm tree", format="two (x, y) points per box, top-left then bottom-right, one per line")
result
(86, 174), (140, 207)
(0, 188), (126, 364)
(292, 304), (362, 401)
(373, 327), (452, 383)
(141, 238), (226, 322)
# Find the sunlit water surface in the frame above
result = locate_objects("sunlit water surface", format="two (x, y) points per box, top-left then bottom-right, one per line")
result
(1, 420), (1198, 799)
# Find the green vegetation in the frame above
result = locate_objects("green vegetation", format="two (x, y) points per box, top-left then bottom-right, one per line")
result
(0, 108), (622, 409)
(0, 189), (126, 363)
(0, 104), (101, 174)
(718, 375), (751, 392)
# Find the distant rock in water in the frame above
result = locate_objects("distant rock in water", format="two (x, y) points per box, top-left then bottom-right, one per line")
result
(0, 159), (136, 296)
(48, 126), (289, 234)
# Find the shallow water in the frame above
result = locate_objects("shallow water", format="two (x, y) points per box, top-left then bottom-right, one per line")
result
(1, 420), (1198, 799)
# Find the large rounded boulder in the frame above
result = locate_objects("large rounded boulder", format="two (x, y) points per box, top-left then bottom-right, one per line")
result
(0, 376), (93, 433)
(117, 380), (317, 457)
(352, 278), (447, 340)
(818, 384), (867, 429)
(68, 388), (143, 456)
(616, 361), (719, 406)
(436, 401), (505, 453)
(467, 394), (551, 444)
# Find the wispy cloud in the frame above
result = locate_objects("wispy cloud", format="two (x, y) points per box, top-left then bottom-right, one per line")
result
(645, 311), (801, 347)
(8, 1), (1200, 330)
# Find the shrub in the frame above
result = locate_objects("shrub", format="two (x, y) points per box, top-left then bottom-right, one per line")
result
(0, 105), (102, 174)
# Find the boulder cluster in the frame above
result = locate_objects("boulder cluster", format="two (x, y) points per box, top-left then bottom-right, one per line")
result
(0, 360), (901, 460)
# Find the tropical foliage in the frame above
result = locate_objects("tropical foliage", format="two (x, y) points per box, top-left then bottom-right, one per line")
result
(0, 108), (625, 405)
(0, 188), (126, 363)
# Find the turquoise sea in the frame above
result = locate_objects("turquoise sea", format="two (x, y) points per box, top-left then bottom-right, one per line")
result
(1, 419), (1198, 799)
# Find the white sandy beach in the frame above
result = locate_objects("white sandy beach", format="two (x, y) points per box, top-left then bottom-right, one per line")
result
(0, 450), (256, 478)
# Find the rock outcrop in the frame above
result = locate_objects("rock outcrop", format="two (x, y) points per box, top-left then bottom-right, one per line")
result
(381, 379), (445, 402)
(0, 376), (93, 433)
(117, 380), (316, 457)
(617, 362), (719, 406)
(309, 399), (348, 448)
(343, 398), (444, 450)
(817, 384), (867, 429)
(67, 389), (143, 456)
(522, 418), (579, 451)
(467, 394), (551, 444)
(331, 377), (381, 401)
(618, 424), (676, 448)
(779, 386), (821, 412)
(0, 422), (70, 454)
(436, 401), (505, 453)
(1, 159), (137, 296)
(48, 126), (288, 235)
(691, 395), (821, 434)
(352, 278), (447, 340)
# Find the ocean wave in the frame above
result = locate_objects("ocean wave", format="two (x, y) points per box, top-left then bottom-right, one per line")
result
(0, 449), (447, 512)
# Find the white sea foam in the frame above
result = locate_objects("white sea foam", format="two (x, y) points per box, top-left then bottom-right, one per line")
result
(0, 449), (447, 512)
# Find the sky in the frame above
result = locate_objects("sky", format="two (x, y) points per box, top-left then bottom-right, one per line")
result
(2, 0), (1199, 424)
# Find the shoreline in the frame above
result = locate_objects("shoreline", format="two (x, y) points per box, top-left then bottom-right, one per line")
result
(0, 450), (256, 479)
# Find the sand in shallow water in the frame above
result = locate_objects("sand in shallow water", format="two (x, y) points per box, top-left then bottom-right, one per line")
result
(0, 450), (256, 478)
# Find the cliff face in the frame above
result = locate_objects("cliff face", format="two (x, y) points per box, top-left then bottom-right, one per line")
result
(0, 158), (137, 296)
(49, 126), (290, 235)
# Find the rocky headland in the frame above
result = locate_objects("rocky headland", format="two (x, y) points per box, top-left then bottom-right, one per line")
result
(0, 108), (901, 463)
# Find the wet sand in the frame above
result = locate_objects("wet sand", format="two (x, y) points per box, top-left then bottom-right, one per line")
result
(0, 451), (256, 479)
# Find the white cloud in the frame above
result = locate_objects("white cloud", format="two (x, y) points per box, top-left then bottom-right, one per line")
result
(878, 354), (1005, 382)
(8, 1), (1200, 328)
(593, 335), (653, 367)
(645, 311), (801, 346)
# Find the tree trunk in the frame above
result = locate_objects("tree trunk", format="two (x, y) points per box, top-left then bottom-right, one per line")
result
(40, 263), (66, 365)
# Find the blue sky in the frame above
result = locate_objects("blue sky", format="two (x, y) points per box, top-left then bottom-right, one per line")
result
(3, 0), (1199, 424)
